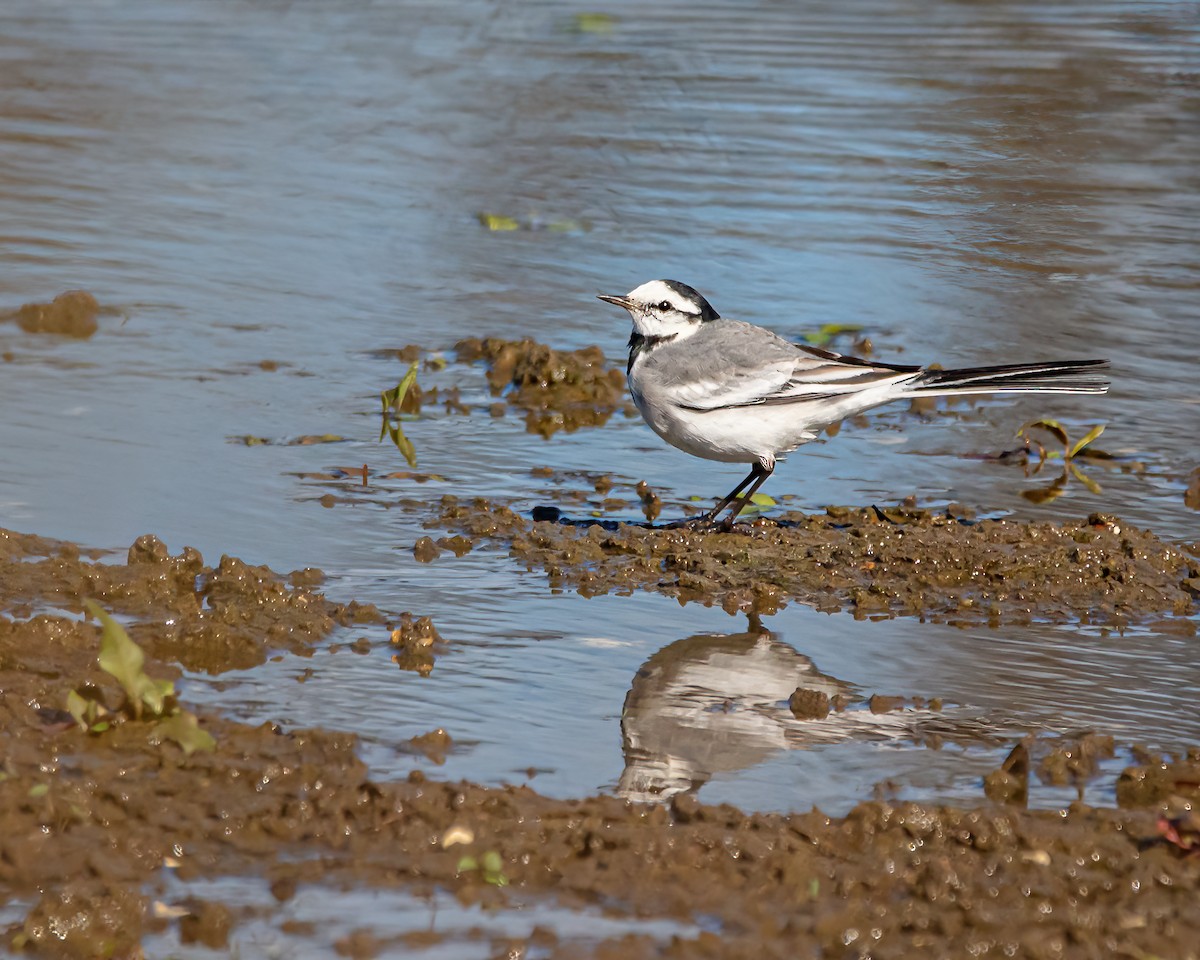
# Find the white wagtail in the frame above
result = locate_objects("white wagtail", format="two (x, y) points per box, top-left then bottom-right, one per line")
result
(598, 279), (1110, 525)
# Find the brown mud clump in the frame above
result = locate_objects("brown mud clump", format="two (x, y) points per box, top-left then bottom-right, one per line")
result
(431, 498), (1199, 624)
(2, 290), (102, 338)
(0, 529), (382, 676)
(455, 336), (631, 436)
(3, 525), (1200, 957)
(390, 611), (444, 675)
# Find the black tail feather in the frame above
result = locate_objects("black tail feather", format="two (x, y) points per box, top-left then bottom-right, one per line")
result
(913, 359), (1110, 395)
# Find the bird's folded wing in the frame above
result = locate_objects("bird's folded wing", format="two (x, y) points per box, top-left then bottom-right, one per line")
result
(671, 354), (919, 411)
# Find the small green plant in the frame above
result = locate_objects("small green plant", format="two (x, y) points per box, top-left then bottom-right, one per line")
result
(800, 323), (864, 348)
(379, 362), (420, 467)
(67, 602), (215, 755)
(456, 850), (508, 886)
(1016, 420), (1108, 503)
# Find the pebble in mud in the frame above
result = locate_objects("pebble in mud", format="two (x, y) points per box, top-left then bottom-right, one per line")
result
(430, 497), (1200, 625)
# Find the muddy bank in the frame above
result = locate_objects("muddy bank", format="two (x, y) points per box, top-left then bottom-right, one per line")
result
(428, 497), (1200, 624)
(0, 528), (382, 675)
(3, 526), (1200, 958)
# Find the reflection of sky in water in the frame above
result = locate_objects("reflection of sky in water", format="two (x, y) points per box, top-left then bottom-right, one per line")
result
(0, 0), (1197, 816)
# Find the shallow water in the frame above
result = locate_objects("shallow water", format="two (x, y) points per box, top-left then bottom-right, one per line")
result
(1, 0), (1198, 833)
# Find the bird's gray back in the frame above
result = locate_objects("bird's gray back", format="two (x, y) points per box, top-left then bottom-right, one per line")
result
(642, 319), (800, 389)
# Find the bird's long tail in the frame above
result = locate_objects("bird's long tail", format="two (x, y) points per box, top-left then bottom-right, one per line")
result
(909, 359), (1110, 397)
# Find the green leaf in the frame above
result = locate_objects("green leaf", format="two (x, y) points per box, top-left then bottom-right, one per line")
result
(749, 493), (776, 507)
(456, 855), (479, 873)
(90, 602), (145, 704)
(801, 323), (864, 347)
(386, 423), (418, 468)
(481, 851), (503, 873)
(380, 363), (421, 466)
(1068, 424), (1106, 460)
(574, 12), (616, 34)
(380, 362), (420, 420)
(28, 784), (49, 798)
(1017, 419), (1069, 451)
(86, 600), (175, 719)
(480, 850), (508, 886)
(66, 689), (92, 730)
(152, 713), (216, 756)
(1069, 461), (1104, 496)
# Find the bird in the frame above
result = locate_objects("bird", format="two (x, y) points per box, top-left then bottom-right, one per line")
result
(597, 279), (1110, 526)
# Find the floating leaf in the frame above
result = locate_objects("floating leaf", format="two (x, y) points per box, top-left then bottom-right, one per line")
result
(28, 784), (49, 799)
(229, 435), (271, 446)
(477, 213), (520, 232)
(573, 12), (616, 34)
(749, 493), (776, 507)
(152, 713), (216, 756)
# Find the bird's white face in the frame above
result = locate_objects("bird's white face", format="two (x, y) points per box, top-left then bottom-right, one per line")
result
(597, 279), (719, 342)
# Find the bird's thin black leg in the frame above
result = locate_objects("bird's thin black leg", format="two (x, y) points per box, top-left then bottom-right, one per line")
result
(679, 462), (773, 528)
(700, 464), (762, 522)
(724, 465), (773, 523)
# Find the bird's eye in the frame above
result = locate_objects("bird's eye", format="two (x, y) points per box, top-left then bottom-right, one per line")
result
(658, 301), (672, 311)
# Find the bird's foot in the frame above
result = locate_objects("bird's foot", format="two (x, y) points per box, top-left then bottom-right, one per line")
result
(662, 511), (739, 532)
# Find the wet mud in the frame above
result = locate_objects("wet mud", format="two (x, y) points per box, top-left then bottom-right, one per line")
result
(430, 497), (1200, 625)
(3, 526), (1200, 958)
(0, 290), (105, 339)
(455, 337), (633, 437)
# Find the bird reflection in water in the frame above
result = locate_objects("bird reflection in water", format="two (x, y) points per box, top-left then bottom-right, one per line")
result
(618, 616), (981, 803)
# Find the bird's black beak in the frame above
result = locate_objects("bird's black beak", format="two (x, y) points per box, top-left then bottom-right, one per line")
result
(597, 294), (633, 310)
